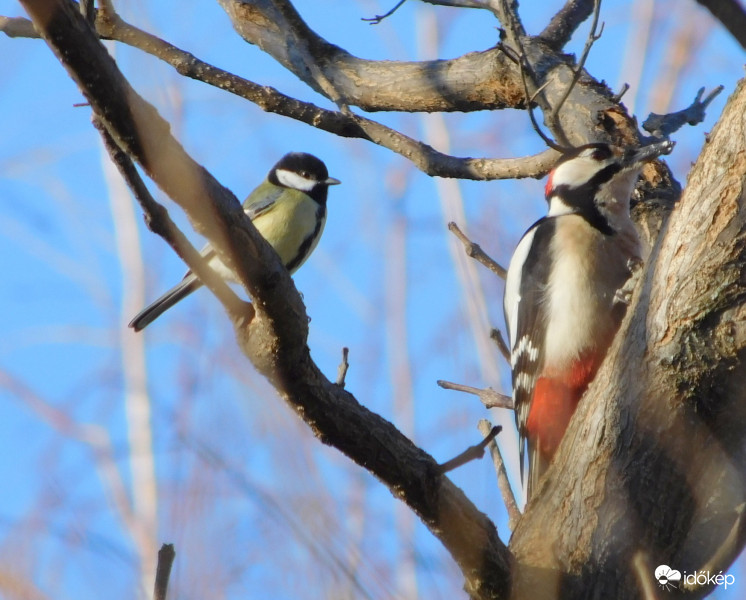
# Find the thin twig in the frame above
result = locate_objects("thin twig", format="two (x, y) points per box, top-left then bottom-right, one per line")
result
(362, 0), (407, 23)
(642, 86), (724, 138)
(447, 222), (507, 279)
(490, 328), (511, 363)
(154, 544), (176, 600)
(495, 0), (569, 150)
(336, 347), (350, 387)
(612, 82), (630, 103)
(515, 43), (569, 151)
(438, 425), (502, 473)
(364, 0), (496, 24)
(478, 419), (521, 529)
(549, 0), (603, 128)
(437, 379), (512, 409)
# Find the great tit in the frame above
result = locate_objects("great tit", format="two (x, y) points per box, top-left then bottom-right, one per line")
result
(129, 152), (340, 331)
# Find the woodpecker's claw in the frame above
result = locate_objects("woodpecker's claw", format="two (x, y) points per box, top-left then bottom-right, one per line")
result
(627, 257), (644, 273)
(614, 259), (644, 305)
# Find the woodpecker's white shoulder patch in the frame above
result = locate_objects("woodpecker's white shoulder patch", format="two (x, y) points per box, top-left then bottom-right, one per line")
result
(504, 227), (537, 346)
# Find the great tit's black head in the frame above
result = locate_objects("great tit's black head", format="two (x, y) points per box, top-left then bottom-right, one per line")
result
(269, 152), (341, 200)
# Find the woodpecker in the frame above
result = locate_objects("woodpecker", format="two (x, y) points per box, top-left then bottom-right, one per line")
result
(503, 140), (673, 500)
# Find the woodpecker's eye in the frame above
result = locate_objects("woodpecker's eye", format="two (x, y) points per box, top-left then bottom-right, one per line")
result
(591, 147), (611, 162)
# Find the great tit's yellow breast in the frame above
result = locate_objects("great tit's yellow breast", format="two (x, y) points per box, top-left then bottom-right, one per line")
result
(252, 189), (323, 271)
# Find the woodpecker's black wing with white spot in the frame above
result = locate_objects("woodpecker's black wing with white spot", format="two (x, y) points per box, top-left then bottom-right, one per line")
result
(503, 217), (555, 482)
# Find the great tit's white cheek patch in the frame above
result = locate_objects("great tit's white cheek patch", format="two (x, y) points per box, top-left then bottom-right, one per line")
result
(276, 169), (316, 192)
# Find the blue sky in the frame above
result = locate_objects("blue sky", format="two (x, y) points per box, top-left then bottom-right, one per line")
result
(0, 0), (744, 598)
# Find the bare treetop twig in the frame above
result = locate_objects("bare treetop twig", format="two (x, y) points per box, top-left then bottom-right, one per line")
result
(642, 86), (725, 137)
(363, 0), (498, 25)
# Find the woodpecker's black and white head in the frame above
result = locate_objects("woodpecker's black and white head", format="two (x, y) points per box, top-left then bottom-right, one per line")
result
(269, 152), (341, 205)
(545, 140), (674, 232)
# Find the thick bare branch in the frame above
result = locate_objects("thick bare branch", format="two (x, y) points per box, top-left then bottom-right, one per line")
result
(540, 0), (595, 49)
(219, 0), (523, 113)
(492, 0), (526, 47)
(695, 0), (746, 50)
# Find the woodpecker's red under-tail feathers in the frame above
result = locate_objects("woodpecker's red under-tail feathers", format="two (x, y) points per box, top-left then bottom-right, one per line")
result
(525, 351), (601, 496)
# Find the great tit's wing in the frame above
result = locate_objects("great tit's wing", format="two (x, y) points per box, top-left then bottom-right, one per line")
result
(178, 184), (285, 275)
(243, 183), (285, 220)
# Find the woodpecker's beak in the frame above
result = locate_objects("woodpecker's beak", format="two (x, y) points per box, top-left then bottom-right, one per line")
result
(623, 139), (675, 167)
(325, 177), (342, 186)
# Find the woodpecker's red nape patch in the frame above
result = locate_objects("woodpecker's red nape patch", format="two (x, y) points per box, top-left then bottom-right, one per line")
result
(526, 352), (600, 462)
(544, 170), (554, 199)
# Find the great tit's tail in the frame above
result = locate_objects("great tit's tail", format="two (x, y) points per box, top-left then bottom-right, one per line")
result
(129, 274), (202, 332)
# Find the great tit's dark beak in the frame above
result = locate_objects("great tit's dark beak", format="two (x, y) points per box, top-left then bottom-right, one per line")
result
(325, 177), (341, 186)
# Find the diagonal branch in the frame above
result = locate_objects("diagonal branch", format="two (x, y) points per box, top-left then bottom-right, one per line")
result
(19, 1), (514, 598)
(94, 118), (249, 323)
